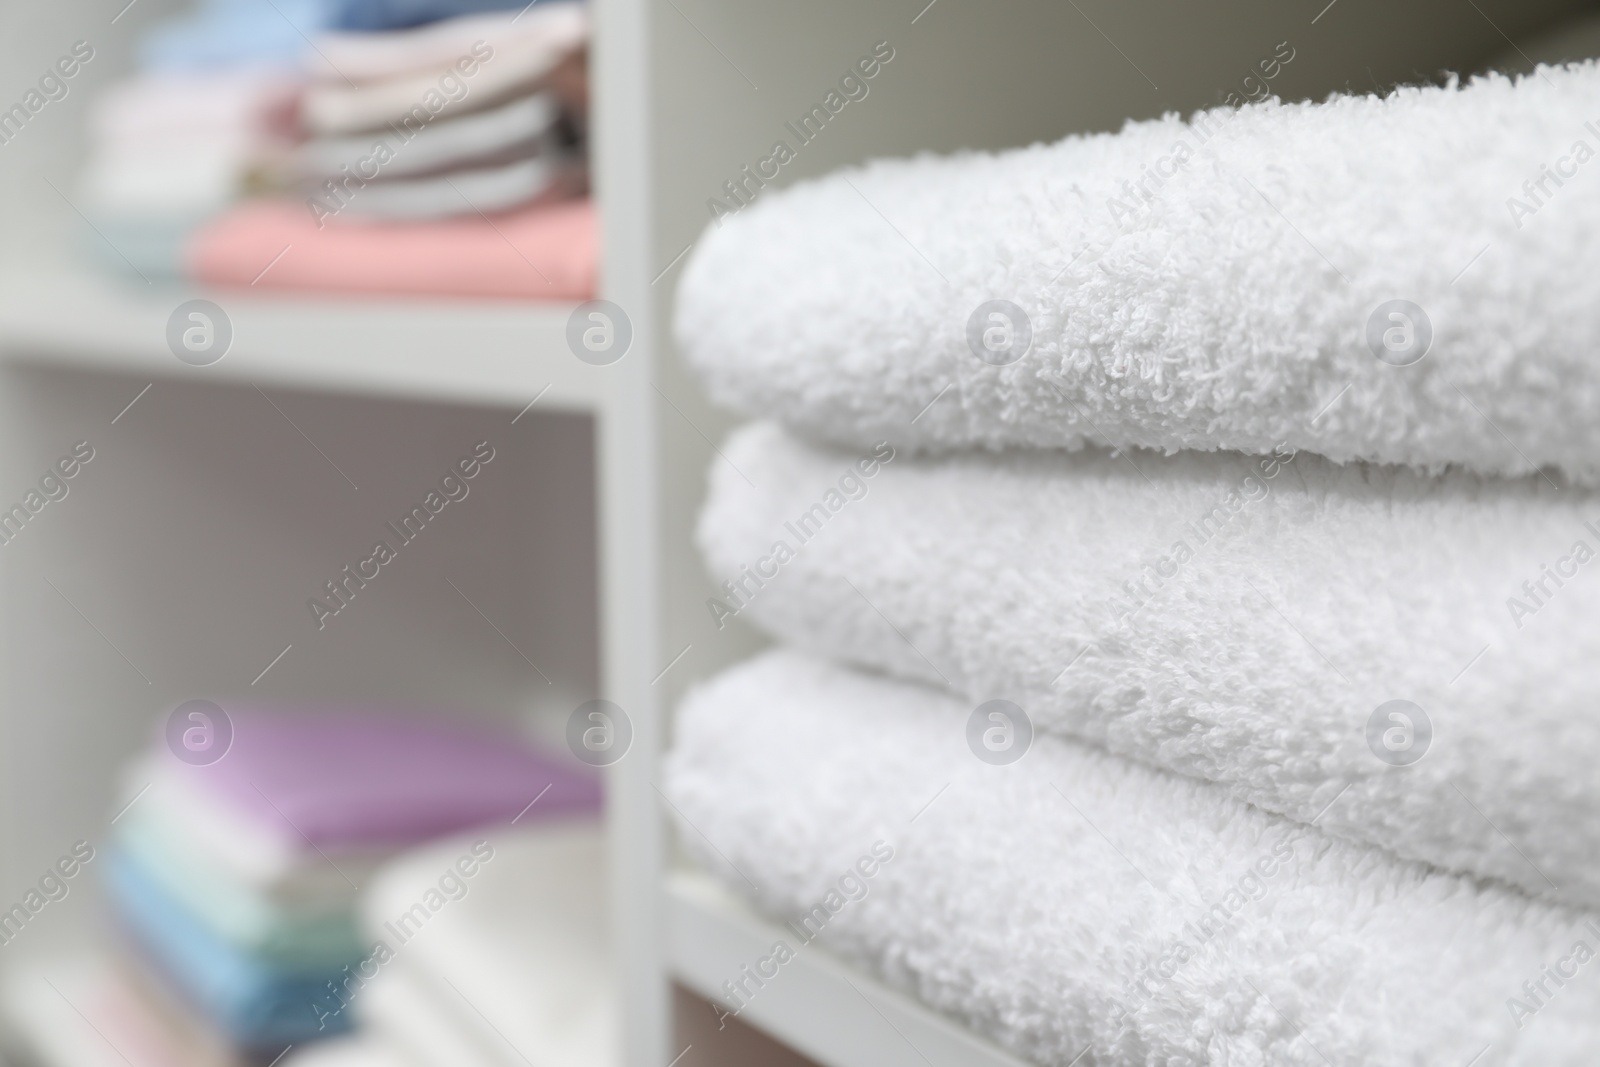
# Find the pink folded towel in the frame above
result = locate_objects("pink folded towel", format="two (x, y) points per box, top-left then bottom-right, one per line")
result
(186, 196), (594, 299)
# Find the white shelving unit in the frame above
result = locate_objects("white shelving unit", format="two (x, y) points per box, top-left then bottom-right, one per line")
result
(668, 872), (1032, 1067)
(0, 1), (1585, 1066)
(0, 266), (603, 412)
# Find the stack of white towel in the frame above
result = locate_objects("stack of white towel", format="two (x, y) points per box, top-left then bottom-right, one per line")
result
(667, 62), (1600, 1066)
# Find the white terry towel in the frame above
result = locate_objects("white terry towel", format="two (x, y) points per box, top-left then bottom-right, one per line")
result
(302, 5), (587, 135)
(698, 422), (1600, 911)
(676, 63), (1600, 485)
(666, 650), (1600, 1067)
(296, 92), (559, 180)
(354, 823), (614, 1067)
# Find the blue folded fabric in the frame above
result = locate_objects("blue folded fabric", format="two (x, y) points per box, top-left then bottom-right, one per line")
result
(140, 0), (326, 71)
(139, 0), (559, 71)
(326, 0), (534, 32)
(105, 848), (355, 1048)
(115, 804), (368, 971)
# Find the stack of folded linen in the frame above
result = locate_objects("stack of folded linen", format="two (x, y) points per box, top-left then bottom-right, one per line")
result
(47, 707), (598, 1065)
(279, 821), (612, 1067)
(78, 0), (593, 298)
(666, 62), (1600, 1066)
(79, 30), (301, 280)
(188, 2), (594, 299)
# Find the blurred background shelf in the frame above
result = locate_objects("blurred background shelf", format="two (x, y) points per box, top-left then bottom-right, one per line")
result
(667, 870), (1032, 1067)
(0, 265), (603, 412)
(5, 0), (1593, 1066)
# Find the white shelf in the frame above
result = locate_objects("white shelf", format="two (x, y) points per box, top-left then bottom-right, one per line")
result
(0, 265), (610, 412)
(666, 870), (1032, 1067)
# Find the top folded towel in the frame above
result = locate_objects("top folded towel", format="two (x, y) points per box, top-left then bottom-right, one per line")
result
(677, 63), (1600, 483)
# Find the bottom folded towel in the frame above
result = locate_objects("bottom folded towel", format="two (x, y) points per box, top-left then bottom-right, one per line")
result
(665, 650), (1600, 1067)
(187, 196), (594, 299)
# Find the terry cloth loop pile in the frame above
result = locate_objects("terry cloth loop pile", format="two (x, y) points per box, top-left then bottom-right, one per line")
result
(668, 62), (1600, 1066)
(676, 61), (1600, 485)
(667, 652), (1600, 1067)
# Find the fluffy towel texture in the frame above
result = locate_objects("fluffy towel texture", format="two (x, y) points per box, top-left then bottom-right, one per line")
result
(677, 64), (1600, 484)
(667, 651), (1600, 1067)
(699, 422), (1600, 910)
(301, 5), (587, 134)
(296, 92), (558, 179)
(356, 825), (613, 1067)
(187, 196), (595, 298)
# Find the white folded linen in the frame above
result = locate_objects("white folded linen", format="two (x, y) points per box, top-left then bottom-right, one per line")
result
(354, 824), (614, 1067)
(82, 70), (299, 217)
(360, 961), (496, 1067)
(296, 92), (558, 179)
(666, 650), (1600, 1067)
(328, 152), (581, 220)
(698, 422), (1600, 911)
(89, 70), (299, 154)
(676, 62), (1600, 485)
(302, 4), (586, 134)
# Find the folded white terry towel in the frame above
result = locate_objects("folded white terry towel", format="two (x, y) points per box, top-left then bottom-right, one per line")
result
(302, 4), (586, 135)
(666, 650), (1600, 1067)
(676, 63), (1600, 484)
(698, 422), (1600, 911)
(296, 92), (558, 180)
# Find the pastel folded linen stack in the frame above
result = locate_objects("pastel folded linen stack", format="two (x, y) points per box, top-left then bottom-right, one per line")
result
(187, 2), (594, 298)
(77, 0), (593, 298)
(294, 4), (589, 223)
(100, 708), (600, 1061)
(668, 61), (1600, 1065)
